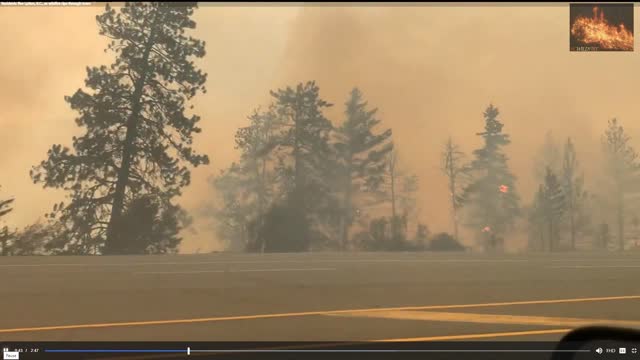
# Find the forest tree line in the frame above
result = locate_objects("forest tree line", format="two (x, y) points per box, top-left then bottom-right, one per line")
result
(1, 2), (640, 255)
(207, 90), (640, 253)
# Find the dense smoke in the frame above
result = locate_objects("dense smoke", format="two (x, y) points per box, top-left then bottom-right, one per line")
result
(1, 4), (639, 252)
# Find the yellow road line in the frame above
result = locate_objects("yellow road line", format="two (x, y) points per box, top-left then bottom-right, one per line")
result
(330, 310), (640, 328)
(376, 328), (573, 342)
(106, 329), (577, 360)
(97, 329), (576, 360)
(1, 294), (639, 334)
(340, 294), (640, 314)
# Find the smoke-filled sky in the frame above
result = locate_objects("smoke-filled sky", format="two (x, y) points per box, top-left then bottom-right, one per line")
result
(1, 3), (639, 253)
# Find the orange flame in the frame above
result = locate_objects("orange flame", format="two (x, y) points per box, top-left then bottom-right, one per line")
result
(571, 6), (633, 50)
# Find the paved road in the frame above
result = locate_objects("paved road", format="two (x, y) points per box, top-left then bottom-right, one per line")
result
(1, 252), (639, 341)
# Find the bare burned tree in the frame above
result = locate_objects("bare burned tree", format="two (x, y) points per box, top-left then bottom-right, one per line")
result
(440, 137), (470, 240)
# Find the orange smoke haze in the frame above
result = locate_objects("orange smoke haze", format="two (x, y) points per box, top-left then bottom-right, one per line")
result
(1, 4), (639, 252)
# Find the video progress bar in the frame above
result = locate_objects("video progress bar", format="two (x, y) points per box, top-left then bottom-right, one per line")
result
(45, 349), (592, 354)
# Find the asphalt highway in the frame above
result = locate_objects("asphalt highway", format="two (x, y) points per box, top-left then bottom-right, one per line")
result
(1, 251), (639, 342)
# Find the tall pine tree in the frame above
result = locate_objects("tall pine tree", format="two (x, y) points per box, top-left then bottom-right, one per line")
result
(601, 118), (640, 251)
(265, 81), (334, 251)
(334, 88), (392, 249)
(528, 185), (547, 251)
(533, 131), (561, 183)
(31, 3), (209, 254)
(542, 167), (565, 252)
(211, 107), (280, 251)
(561, 137), (588, 250)
(462, 104), (520, 251)
(398, 173), (420, 229)
(210, 164), (254, 251)
(385, 147), (402, 242)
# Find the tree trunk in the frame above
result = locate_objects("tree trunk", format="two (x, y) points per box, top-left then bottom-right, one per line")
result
(569, 209), (576, 250)
(257, 124), (272, 254)
(340, 192), (351, 250)
(340, 158), (352, 250)
(539, 222), (545, 252)
(450, 176), (459, 240)
(452, 209), (459, 241)
(241, 223), (249, 252)
(0, 227), (7, 256)
(291, 100), (308, 249)
(105, 10), (160, 254)
(618, 203), (625, 252)
(252, 156), (266, 254)
(389, 155), (397, 240)
(390, 178), (396, 219)
(567, 188), (575, 250)
(549, 219), (554, 253)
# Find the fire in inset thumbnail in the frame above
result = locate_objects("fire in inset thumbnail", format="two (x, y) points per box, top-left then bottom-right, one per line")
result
(570, 3), (634, 51)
